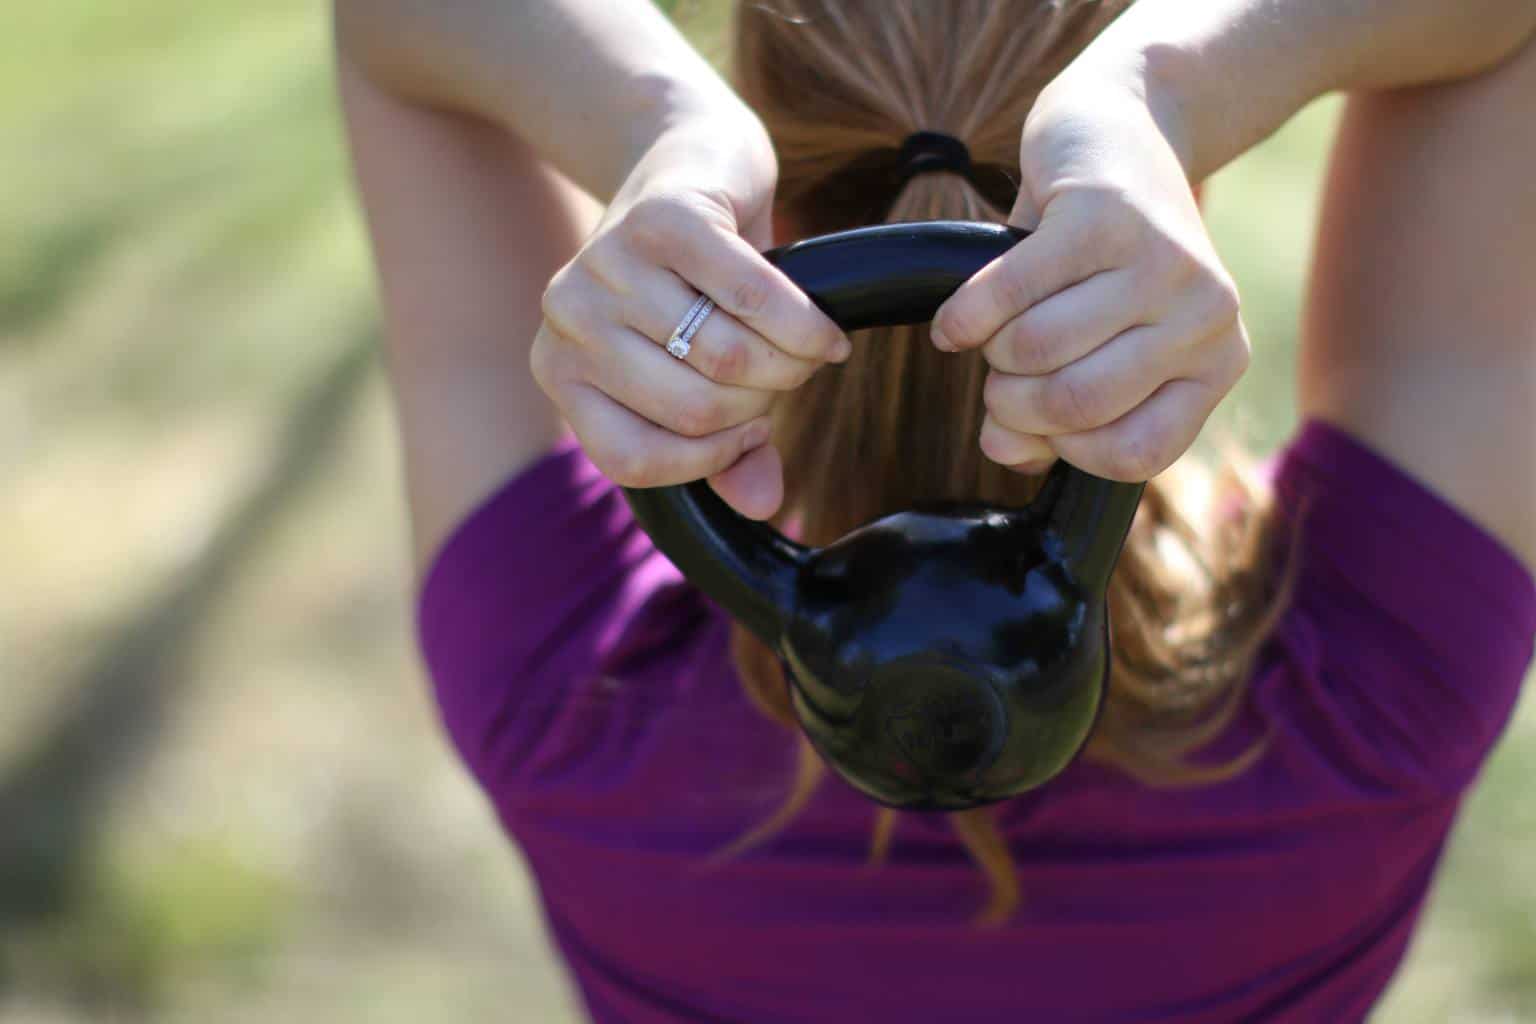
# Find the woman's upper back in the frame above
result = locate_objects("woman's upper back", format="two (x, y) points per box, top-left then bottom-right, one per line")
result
(416, 417), (1534, 1024)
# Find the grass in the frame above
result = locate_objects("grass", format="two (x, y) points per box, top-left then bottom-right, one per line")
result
(1, 2), (1531, 1021)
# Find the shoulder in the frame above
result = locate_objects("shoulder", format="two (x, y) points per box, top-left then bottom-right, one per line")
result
(1250, 417), (1535, 797)
(416, 437), (736, 798)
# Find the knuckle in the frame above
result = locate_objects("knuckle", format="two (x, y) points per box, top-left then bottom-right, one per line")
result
(1222, 327), (1252, 384)
(1107, 427), (1166, 482)
(1041, 369), (1103, 432)
(730, 273), (773, 320)
(529, 326), (583, 394)
(541, 271), (593, 339)
(528, 333), (556, 389)
(1156, 238), (1198, 285)
(602, 441), (656, 488)
(699, 333), (749, 384)
(539, 270), (568, 319)
(981, 370), (1013, 417)
(1209, 272), (1242, 324)
(1142, 226), (1197, 283)
(1003, 317), (1055, 374)
(624, 194), (689, 253)
(996, 266), (1038, 315)
(580, 233), (628, 282)
(672, 388), (727, 438)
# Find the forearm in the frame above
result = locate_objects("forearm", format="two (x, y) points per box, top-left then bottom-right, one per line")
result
(1071, 0), (1536, 181)
(332, 0), (760, 201)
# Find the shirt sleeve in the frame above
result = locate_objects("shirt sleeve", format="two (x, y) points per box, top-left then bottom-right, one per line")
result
(1262, 417), (1536, 797)
(414, 434), (713, 802)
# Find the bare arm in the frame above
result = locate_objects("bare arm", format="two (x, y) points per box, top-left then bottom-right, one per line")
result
(1300, 35), (1536, 572)
(333, 0), (749, 201)
(1089, 0), (1536, 181)
(333, 0), (744, 576)
(337, 56), (601, 577)
(334, 1), (842, 578)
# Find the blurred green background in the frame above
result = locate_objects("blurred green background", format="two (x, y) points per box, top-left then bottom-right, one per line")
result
(2, 1), (1532, 1021)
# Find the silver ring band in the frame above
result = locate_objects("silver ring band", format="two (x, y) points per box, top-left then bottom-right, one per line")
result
(666, 295), (715, 360)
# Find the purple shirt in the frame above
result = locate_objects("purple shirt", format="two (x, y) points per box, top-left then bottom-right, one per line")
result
(417, 418), (1535, 1023)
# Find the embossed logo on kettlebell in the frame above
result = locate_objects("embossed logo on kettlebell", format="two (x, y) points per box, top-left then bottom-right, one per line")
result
(884, 693), (996, 775)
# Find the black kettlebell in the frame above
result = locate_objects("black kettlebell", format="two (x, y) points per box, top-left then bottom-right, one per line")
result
(622, 222), (1145, 811)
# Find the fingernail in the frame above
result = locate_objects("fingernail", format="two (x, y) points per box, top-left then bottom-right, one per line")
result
(833, 339), (854, 362)
(931, 326), (954, 352)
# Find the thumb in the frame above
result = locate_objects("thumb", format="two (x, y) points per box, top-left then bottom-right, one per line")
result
(1007, 182), (1045, 233)
(708, 441), (785, 521)
(740, 197), (778, 251)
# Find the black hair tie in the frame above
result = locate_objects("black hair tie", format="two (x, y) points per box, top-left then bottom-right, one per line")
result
(896, 131), (974, 186)
(790, 132), (1019, 234)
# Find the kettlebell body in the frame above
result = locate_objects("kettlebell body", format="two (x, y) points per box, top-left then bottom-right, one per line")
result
(622, 222), (1144, 810)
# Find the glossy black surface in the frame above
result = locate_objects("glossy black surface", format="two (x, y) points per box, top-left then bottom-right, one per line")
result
(622, 221), (1145, 810)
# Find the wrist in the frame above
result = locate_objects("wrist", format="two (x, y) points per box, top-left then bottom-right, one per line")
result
(1029, 50), (1198, 192)
(1125, 41), (1226, 184)
(1053, 2), (1330, 182)
(627, 101), (778, 207)
(1046, 44), (1252, 186)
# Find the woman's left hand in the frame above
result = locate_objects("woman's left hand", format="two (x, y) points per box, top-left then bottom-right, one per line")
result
(932, 65), (1250, 482)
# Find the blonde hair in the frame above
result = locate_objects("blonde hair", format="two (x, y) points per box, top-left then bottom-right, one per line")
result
(716, 0), (1301, 927)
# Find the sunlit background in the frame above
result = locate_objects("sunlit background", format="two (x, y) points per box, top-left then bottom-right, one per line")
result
(2, 2), (1533, 1021)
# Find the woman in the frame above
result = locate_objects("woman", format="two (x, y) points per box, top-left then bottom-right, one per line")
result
(335, 0), (1536, 1019)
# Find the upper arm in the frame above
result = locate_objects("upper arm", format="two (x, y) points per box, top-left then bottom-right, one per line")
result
(1300, 35), (1536, 574)
(337, 55), (602, 579)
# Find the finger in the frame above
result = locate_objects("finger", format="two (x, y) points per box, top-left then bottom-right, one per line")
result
(985, 319), (1196, 437)
(931, 197), (1116, 353)
(981, 268), (1149, 376)
(570, 320), (775, 439)
(557, 379), (774, 489)
(978, 414), (1057, 473)
(624, 197), (848, 362)
(1050, 377), (1224, 482)
(707, 440), (785, 521)
(1007, 183), (1044, 233)
(740, 203), (777, 253)
(610, 265), (829, 390)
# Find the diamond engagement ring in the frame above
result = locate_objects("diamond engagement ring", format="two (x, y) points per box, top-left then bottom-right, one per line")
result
(665, 295), (716, 360)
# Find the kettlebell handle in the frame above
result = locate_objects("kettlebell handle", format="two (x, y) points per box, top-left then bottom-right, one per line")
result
(621, 221), (1142, 646)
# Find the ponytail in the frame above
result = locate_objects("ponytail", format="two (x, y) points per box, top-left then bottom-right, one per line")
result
(714, 0), (1297, 927)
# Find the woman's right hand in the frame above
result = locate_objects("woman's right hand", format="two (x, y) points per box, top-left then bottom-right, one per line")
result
(530, 115), (851, 521)
(932, 64), (1249, 484)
